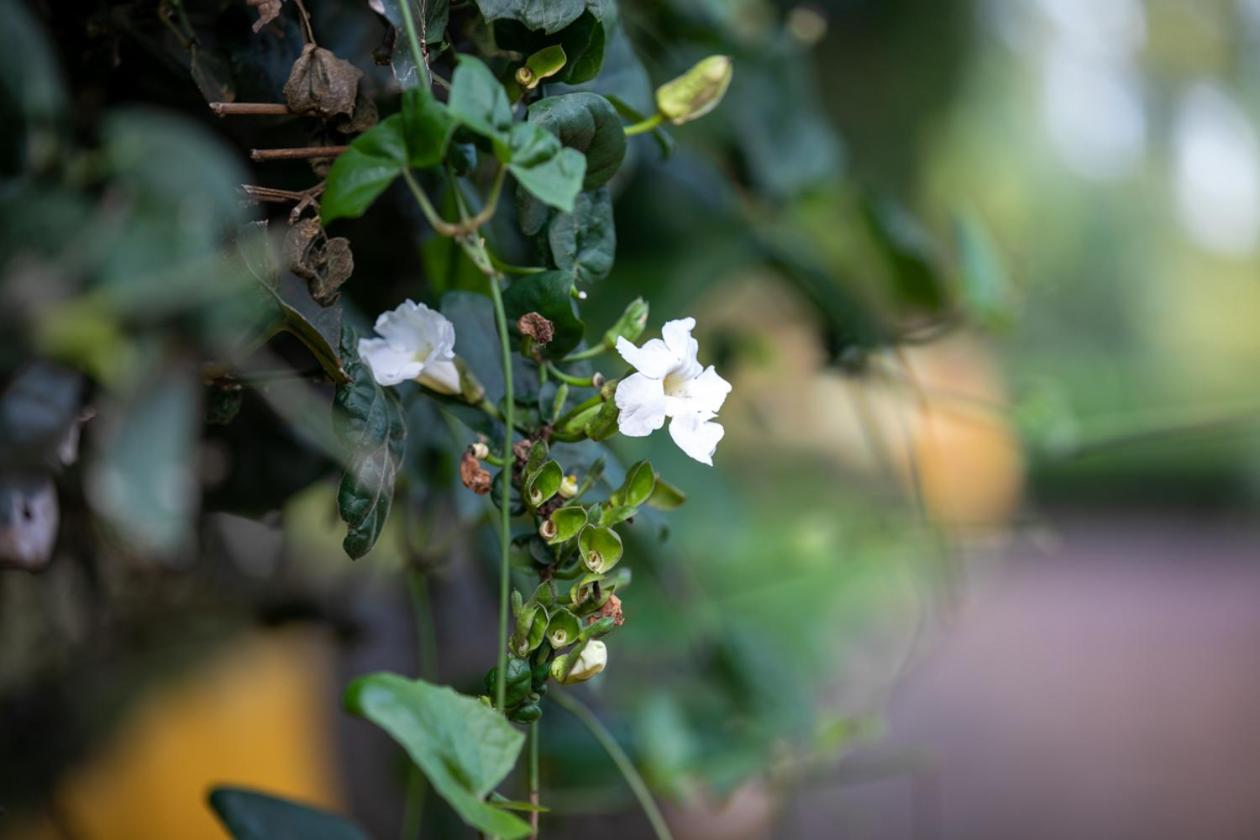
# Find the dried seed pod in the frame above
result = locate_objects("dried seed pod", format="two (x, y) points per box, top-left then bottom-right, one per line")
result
(283, 43), (363, 120)
(518, 312), (555, 346)
(460, 448), (493, 495)
(283, 218), (354, 305)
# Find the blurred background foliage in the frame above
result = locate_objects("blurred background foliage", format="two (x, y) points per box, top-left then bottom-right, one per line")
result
(3, 0), (1260, 837)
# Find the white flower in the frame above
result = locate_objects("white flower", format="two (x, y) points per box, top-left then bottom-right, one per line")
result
(553, 640), (608, 684)
(359, 300), (461, 394)
(614, 317), (732, 465)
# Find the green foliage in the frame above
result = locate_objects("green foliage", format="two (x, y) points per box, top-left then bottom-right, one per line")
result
(333, 327), (407, 559)
(528, 93), (626, 189)
(473, 0), (588, 34)
(448, 56), (515, 151)
(506, 122), (587, 212)
(548, 188), (616, 283)
(208, 788), (367, 840)
(321, 116), (408, 223)
(401, 88), (457, 168)
(578, 524), (623, 574)
(344, 673), (530, 839)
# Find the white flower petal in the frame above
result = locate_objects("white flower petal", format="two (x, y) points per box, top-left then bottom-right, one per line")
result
(418, 359), (461, 395)
(375, 300), (454, 357)
(661, 317), (699, 365)
(616, 336), (677, 379)
(681, 365), (732, 415)
(614, 373), (668, 437)
(668, 411), (725, 465)
(359, 337), (423, 386)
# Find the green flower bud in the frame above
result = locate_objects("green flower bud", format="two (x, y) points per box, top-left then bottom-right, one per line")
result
(545, 607), (581, 648)
(655, 55), (733, 125)
(578, 525), (623, 574)
(602, 297), (649, 349)
(516, 45), (567, 91)
(584, 399), (620, 441)
(552, 639), (607, 684)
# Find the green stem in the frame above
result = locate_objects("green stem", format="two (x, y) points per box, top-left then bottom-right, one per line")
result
(489, 252), (547, 276)
(401, 166), (506, 238)
(561, 344), (610, 363)
(529, 721), (541, 839)
(623, 113), (664, 137)
(487, 270), (516, 714)
(551, 689), (673, 840)
(545, 363), (596, 388)
(395, 0), (430, 88)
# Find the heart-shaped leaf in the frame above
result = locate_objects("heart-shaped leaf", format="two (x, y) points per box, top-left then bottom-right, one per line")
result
(321, 115), (407, 223)
(344, 673), (529, 839)
(528, 93), (625, 189)
(547, 188), (615, 283)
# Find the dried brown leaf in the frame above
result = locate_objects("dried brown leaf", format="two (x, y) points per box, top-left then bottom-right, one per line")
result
(247, 0), (284, 33)
(284, 218), (355, 305)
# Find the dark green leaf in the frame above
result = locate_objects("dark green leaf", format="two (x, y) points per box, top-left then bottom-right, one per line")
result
(501, 269), (584, 358)
(333, 327), (407, 559)
(563, 21), (651, 114)
(344, 673), (530, 839)
(321, 115), (407, 223)
(860, 194), (950, 313)
(548, 188), (615, 282)
(528, 93), (625, 189)
(371, 0), (449, 89)
(448, 56), (514, 150)
(0, 362), (83, 469)
(495, 9), (606, 84)
(473, 0), (586, 34)
(208, 787), (368, 840)
(508, 123), (586, 212)
(402, 89), (456, 169)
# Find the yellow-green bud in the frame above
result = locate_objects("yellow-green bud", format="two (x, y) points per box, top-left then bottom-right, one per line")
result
(655, 55), (733, 125)
(558, 474), (579, 498)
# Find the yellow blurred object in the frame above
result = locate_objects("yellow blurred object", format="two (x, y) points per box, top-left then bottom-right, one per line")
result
(710, 275), (1024, 529)
(7, 628), (344, 840)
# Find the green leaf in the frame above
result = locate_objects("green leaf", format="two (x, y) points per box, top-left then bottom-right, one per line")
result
(548, 188), (615, 283)
(345, 674), (529, 838)
(208, 787), (368, 840)
(448, 55), (514, 150)
(508, 122), (586, 212)
(646, 474), (686, 510)
(578, 525), (623, 574)
(528, 93), (625, 189)
(547, 505), (587, 544)
(473, 0), (586, 34)
(321, 115), (407, 223)
(611, 460), (655, 508)
(502, 269), (585, 358)
(402, 89), (457, 169)
(333, 327), (407, 559)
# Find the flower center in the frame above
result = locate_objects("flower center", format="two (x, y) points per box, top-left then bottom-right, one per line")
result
(410, 340), (433, 364)
(662, 368), (688, 397)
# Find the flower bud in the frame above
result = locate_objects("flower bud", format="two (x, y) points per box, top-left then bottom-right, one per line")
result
(655, 56), (733, 125)
(552, 639), (607, 684)
(471, 441), (490, 460)
(558, 474), (579, 499)
(602, 297), (649, 349)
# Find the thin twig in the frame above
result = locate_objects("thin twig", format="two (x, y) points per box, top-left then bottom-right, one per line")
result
(550, 689), (673, 840)
(210, 102), (291, 116)
(250, 145), (348, 162)
(292, 0), (316, 44)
